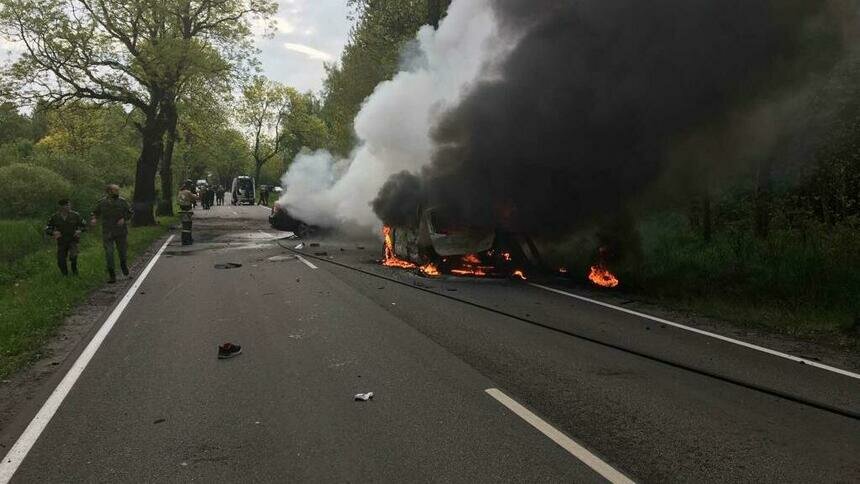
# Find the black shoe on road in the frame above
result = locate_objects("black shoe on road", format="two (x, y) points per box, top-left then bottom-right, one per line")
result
(218, 343), (242, 359)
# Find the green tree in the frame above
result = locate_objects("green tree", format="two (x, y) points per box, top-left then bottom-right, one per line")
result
(236, 75), (293, 183)
(0, 0), (276, 225)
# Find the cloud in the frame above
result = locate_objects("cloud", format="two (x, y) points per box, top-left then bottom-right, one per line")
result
(273, 17), (296, 34)
(283, 42), (333, 61)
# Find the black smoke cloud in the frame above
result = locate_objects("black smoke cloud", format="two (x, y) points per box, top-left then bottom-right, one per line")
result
(373, 0), (847, 234)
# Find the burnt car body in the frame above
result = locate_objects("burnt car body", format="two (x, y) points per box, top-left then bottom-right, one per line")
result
(389, 206), (541, 276)
(269, 202), (316, 237)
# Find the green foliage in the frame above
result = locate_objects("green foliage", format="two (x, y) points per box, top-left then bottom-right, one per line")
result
(0, 164), (71, 218)
(322, 0), (437, 155)
(0, 220), (45, 270)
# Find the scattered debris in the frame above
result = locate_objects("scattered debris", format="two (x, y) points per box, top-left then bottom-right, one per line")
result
(446, 288), (458, 292)
(356, 246), (365, 250)
(294, 243), (305, 250)
(153, 418), (166, 424)
(268, 255), (296, 262)
(218, 343), (242, 359)
(354, 392), (374, 401)
(296, 278), (301, 283)
(309, 243), (320, 247)
(377, 286), (385, 290)
(214, 262), (243, 270)
(262, 292), (275, 296)
(314, 251), (328, 256)
(139, 291), (146, 295)
(340, 248), (345, 251)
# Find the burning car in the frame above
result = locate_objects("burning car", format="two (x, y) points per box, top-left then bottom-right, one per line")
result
(383, 206), (540, 278)
(269, 202), (316, 237)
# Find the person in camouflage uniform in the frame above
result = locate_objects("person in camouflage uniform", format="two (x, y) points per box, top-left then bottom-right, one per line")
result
(178, 180), (199, 245)
(90, 184), (134, 283)
(45, 199), (86, 276)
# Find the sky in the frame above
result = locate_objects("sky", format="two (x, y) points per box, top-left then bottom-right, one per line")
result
(253, 0), (353, 94)
(0, 0), (353, 95)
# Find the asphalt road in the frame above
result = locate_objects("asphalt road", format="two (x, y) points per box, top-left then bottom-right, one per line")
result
(3, 201), (859, 483)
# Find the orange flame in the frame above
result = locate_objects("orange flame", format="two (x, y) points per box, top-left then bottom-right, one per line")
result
(382, 226), (417, 269)
(449, 253), (491, 277)
(512, 270), (527, 280)
(588, 265), (619, 288)
(421, 263), (440, 276)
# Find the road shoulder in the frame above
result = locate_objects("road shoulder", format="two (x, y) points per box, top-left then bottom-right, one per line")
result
(0, 231), (175, 452)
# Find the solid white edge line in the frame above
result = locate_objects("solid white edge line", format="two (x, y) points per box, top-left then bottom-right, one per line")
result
(296, 255), (318, 270)
(529, 283), (860, 381)
(0, 235), (175, 483)
(485, 388), (634, 484)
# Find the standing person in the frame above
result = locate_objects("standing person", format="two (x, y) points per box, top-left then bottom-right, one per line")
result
(45, 199), (86, 276)
(199, 184), (210, 210)
(90, 184), (133, 283)
(215, 185), (225, 206)
(207, 185), (216, 208)
(258, 185), (269, 206)
(178, 181), (199, 245)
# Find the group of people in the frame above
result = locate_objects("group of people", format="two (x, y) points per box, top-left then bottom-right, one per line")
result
(46, 184), (133, 283)
(47, 179), (273, 279)
(195, 183), (226, 209)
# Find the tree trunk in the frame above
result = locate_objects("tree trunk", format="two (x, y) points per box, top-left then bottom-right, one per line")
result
(132, 110), (166, 226)
(158, 100), (179, 216)
(254, 160), (262, 186)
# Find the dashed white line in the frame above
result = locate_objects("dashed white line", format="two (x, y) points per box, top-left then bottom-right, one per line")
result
(296, 255), (318, 270)
(485, 388), (634, 484)
(529, 283), (860, 381)
(0, 235), (175, 483)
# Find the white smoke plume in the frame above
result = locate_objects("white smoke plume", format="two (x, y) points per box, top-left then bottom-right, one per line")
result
(278, 0), (504, 232)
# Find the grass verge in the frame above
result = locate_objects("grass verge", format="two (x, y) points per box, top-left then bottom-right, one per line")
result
(0, 218), (176, 378)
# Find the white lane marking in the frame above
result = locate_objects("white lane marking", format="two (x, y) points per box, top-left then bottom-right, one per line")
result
(296, 255), (318, 270)
(530, 283), (860, 381)
(0, 235), (175, 483)
(485, 388), (634, 484)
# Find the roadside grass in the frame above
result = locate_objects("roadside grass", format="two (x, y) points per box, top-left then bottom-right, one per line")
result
(0, 218), (176, 378)
(540, 213), (860, 342)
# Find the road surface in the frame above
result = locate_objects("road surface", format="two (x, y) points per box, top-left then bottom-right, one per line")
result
(2, 201), (859, 482)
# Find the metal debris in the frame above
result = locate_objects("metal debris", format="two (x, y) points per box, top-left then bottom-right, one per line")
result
(268, 255), (296, 262)
(314, 251), (328, 256)
(294, 243), (305, 250)
(354, 392), (374, 401)
(214, 262), (243, 269)
(309, 243), (320, 247)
